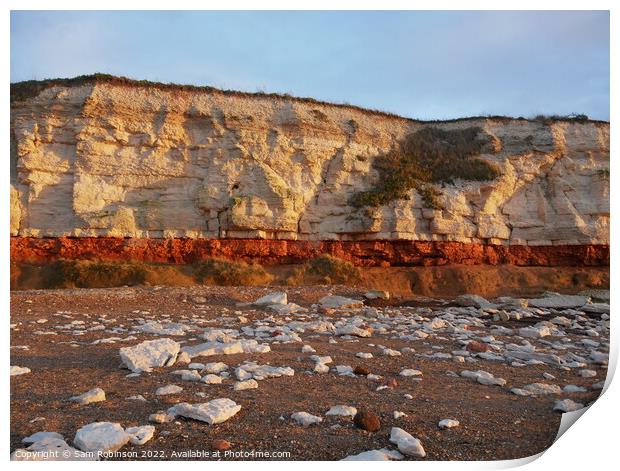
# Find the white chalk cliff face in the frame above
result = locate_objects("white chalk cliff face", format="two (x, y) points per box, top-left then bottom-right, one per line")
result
(10, 82), (610, 245)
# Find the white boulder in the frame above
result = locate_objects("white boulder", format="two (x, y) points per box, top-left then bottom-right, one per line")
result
(119, 338), (180, 373)
(389, 427), (426, 457)
(125, 425), (155, 445)
(70, 388), (106, 405)
(326, 405), (358, 417)
(168, 398), (241, 424)
(73, 422), (130, 453)
(291, 411), (323, 426)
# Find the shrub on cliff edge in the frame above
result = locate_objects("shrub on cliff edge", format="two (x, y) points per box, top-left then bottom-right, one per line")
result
(350, 126), (499, 210)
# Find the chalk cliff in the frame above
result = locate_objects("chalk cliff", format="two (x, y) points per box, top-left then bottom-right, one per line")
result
(10, 77), (610, 264)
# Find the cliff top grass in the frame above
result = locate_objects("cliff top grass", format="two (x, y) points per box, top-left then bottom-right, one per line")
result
(10, 73), (608, 125)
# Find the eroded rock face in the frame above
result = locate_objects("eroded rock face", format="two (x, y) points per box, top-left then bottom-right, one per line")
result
(10, 81), (609, 247)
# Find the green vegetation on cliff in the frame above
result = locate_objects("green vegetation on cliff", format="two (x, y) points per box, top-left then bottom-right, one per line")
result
(350, 127), (499, 209)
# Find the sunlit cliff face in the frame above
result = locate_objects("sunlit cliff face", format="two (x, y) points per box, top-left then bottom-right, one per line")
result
(10, 80), (609, 246)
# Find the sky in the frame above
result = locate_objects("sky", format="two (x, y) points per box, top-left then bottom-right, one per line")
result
(10, 10), (610, 120)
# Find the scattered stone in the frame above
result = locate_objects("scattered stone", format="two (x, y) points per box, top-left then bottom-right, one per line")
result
(119, 338), (181, 373)
(201, 374), (223, 384)
(554, 399), (585, 413)
(291, 412), (323, 426)
(176, 351), (191, 364)
(253, 292), (287, 306)
(74, 422), (130, 453)
(183, 339), (270, 358)
(70, 388), (106, 405)
(382, 348), (401, 356)
(236, 362), (294, 380)
(202, 362), (228, 374)
(301, 345), (316, 353)
(523, 383), (562, 395)
(10, 366), (31, 376)
(335, 325), (372, 337)
(22, 431), (64, 444)
(342, 450), (390, 461)
(234, 379), (258, 391)
(11, 437), (91, 461)
(326, 405), (358, 417)
(319, 296), (364, 310)
(400, 369), (422, 377)
(335, 365), (354, 376)
(353, 365), (370, 376)
(519, 326), (551, 338)
(168, 398), (241, 424)
(460, 370), (506, 386)
(127, 395), (147, 402)
(364, 290), (390, 300)
(563, 385), (587, 393)
(149, 411), (175, 424)
(528, 293), (589, 309)
(353, 410), (381, 432)
(175, 369), (202, 381)
(356, 352), (373, 359)
(125, 425), (155, 445)
(580, 369), (597, 378)
(155, 384), (183, 395)
(393, 411), (407, 419)
(438, 419), (460, 429)
(454, 294), (495, 309)
(389, 427), (426, 457)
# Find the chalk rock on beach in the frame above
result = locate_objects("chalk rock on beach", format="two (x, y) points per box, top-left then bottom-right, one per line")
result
(438, 419), (460, 429)
(319, 296), (364, 310)
(70, 388), (106, 405)
(73, 422), (130, 453)
(119, 338), (180, 373)
(182, 339), (270, 358)
(528, 293), (589, 309)
(168, 398), (241, 425)
(389, 427), (426, 457)
(326, 405), (358, 417)
(155, 384), (183, 395)
(454, 294), (495, 309)
(553, 399), (585, 413)
(291, 412), (323, 426)
(10, 366), (31, 376)
(22, 431), (65, 444)
(125, 425), (155, 445)
(11, 437), (92, 461)
(253, 292), (287, 306)
(335, 325), (372, 337)
(342, 449), (401, 461)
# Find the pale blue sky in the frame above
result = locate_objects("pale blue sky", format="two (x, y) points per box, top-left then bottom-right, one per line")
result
(10, 10), (610, 120)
